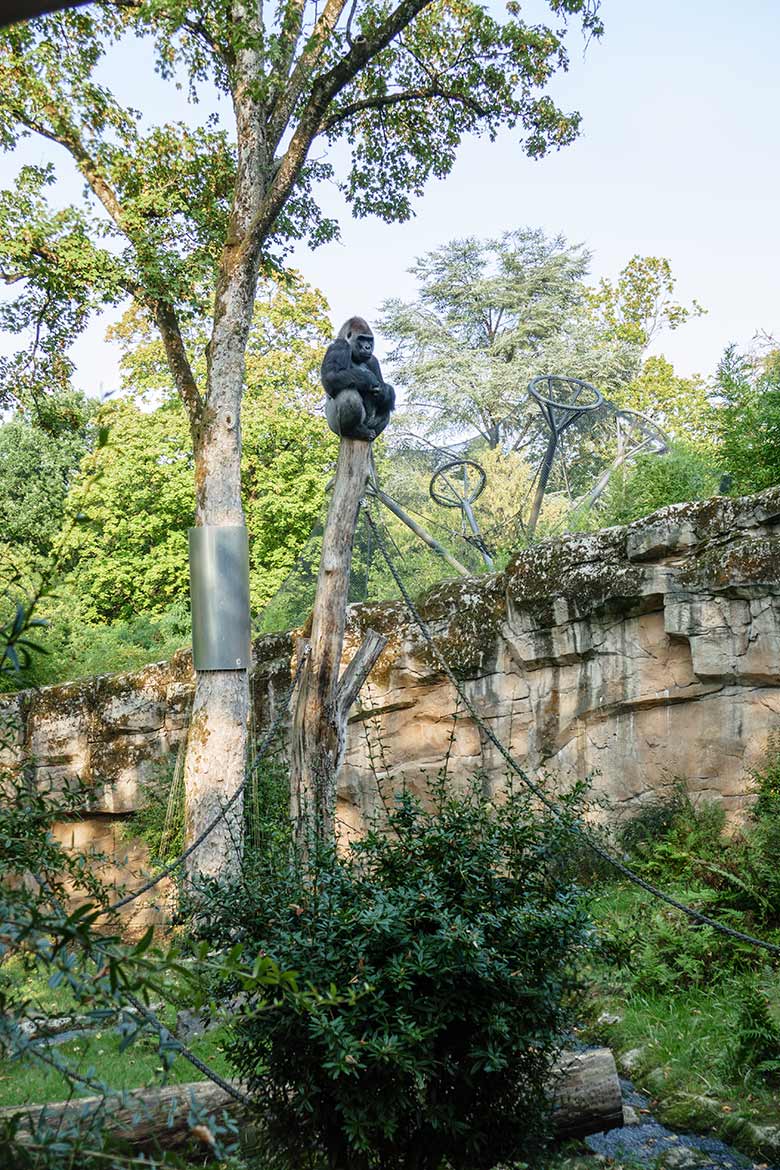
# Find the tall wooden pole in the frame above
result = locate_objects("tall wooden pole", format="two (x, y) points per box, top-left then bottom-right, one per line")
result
(290, 439), (387, 849)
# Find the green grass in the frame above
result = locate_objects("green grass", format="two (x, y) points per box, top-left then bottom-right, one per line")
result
(1, 954), (89, 1016)
(0, 954), (232, 1109)
(581, 881), (780, 1158)
(0, 1024), (232, 1108)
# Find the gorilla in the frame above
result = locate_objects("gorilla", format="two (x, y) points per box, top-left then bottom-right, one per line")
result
(320, 317), (396, 441)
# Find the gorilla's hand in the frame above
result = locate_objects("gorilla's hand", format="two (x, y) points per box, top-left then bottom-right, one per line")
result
(352, 364), (380, 391)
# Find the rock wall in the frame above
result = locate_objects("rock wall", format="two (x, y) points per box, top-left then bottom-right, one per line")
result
(4, 488), (780, 909)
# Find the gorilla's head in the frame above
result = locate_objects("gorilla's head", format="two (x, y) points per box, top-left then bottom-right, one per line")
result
(338, 316), (374, 364)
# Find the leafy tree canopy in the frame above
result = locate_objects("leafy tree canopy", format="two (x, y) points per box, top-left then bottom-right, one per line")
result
(0, 390), (94, 566)
(0, 0), (603, 416)
(714, 341), (780, 494)
(588, 254), (705, 351)
(62, 396), (194, 620)
(380, 236), (709, 459)
(380, 229), (646, 447)
(611, 354), (714, 447)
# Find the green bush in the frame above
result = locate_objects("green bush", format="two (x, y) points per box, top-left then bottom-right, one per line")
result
(727, 979), (780, 1084)
(2, 597), (191, 692)
(598, 441), (718, 528)
(197, 777), (594, 1170)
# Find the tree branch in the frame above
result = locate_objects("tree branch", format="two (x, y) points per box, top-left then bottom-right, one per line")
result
(152, 301), (204, 424)
(267, 0), (308, 109)
(336, 629), (387, 720)
(9, 102), (203, 418)
(106, 0), (232, 68)
(318, 85), (487, 133)
(239, 0), (437, 264)
(268, 0), (350, 149)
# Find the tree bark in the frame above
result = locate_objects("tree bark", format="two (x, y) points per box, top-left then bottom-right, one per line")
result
(2, 1048), (624, 1149)
(181, 0), (268, 883)
(290, 438), (386, 848)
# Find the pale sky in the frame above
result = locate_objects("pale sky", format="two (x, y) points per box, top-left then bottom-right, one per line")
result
(5, 0), (780, 391)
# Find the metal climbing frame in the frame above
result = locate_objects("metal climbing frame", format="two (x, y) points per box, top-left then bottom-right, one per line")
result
(429, 457), (494, 569)
(525, 375), (603, 539)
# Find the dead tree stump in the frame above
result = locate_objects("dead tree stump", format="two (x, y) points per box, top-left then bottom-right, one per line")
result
(290, 438), (387, 848)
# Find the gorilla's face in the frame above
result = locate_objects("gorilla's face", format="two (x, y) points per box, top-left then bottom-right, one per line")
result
(351, 332), (374, 363)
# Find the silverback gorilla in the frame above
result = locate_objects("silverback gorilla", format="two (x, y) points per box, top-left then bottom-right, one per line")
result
(320, 317), (396, 441)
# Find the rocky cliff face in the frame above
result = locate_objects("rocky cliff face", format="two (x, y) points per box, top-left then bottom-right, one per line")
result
(3, 488), (780, 907)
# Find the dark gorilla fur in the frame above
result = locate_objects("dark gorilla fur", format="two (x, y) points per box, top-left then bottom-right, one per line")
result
(320, 316), (396, 441)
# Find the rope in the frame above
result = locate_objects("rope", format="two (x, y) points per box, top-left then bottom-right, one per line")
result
(118, 986), (250, 1107)
(364, 510), (780, 958)
(107, 655), (305, 914)
(32, 880), (254, 1110)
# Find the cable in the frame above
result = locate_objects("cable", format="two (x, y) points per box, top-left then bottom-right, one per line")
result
(107, 655), (306, 915)
(118, 986), (250, 1107)
(365, 510), (780, 958)
(31, 869), (253, 1110)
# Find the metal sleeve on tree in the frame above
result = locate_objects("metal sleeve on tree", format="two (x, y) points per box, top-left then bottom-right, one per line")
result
(188, 525), (251, 671)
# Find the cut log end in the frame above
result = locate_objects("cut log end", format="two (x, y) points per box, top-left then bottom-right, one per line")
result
(552, 1047), (625, 1139)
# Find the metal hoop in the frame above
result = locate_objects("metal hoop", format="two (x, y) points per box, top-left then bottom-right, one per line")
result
(528, 374), (604, 414)
(429, 459), (487, 509)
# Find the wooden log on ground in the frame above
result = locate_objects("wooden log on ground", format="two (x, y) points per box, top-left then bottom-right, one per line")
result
(2, 1047), (624, 1149)
(552, 1047), (625, 1139)
(0, 1079), (241, 1150)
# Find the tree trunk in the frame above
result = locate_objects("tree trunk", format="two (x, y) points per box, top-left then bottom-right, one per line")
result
(3, 1049), (624, 1149)
(290, 438), (386, 849)
(183, 415), (251, 883)
(181, 0), (268, 883)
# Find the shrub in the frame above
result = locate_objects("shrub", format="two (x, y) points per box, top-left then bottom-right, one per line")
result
(598, 770), (780, 992)
(598, 441), (718, 528)
(199, 777), (593, 1170)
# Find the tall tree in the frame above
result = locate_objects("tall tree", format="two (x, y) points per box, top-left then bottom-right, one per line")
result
(380, 229), (639, 447)
(0, 0), (602, 876)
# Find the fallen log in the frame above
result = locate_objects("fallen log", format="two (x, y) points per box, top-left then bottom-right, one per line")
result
(0, 1047), (624, 1149)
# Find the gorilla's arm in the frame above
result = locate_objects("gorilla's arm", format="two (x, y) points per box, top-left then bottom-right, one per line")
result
(321, 339), (378, 396)
(366, 355), (396, 412)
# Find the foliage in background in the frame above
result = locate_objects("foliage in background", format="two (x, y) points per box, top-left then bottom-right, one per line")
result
(0, 275), (335, 683)
(587, 255), (705, 351)
(195, 776), (593, 1170)
(62, 397), (194, 620)
(380, 229), (641, 447)
(0, 392), (95, 566)
(609, 355), (714, 447)
(714, 342), (780, 494)
(596, 442), (720, 528)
